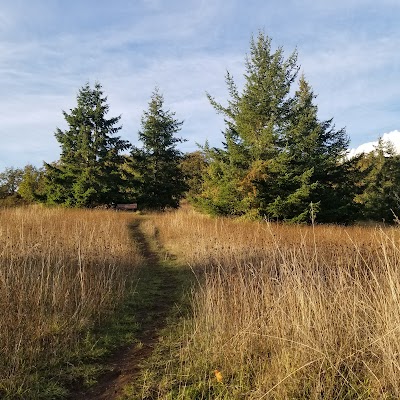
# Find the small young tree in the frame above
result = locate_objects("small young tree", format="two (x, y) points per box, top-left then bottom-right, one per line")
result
(45, 82), (131, 207)
(130, 88), (186, 210)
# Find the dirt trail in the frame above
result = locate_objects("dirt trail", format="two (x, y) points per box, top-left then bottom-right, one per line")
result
(71, 220), (186, 400)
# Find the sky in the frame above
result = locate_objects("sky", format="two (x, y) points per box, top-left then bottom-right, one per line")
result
(0, 0), (399, 170)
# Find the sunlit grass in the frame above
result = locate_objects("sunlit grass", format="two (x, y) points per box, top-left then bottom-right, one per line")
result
(142, 207), (400, 399)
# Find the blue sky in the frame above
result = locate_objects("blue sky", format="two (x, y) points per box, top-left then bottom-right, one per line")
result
(0, 0), (399, 169)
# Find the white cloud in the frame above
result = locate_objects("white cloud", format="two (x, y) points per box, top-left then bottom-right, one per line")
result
(348, 130), (400, 158)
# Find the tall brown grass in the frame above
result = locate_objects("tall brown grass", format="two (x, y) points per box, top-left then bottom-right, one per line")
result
(146, 207), (400, 399)
(0, 206), (141, 396)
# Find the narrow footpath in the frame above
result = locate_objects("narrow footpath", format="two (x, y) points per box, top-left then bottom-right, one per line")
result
(71, 219), (191, 400)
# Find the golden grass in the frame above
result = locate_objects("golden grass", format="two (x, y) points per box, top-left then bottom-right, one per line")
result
(0, 206), (141, 395)
(145, 207), (400, 399)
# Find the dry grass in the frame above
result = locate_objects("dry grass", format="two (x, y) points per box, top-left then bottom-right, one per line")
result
(0, 206), (141, 396)
(145, 207), (400, 399)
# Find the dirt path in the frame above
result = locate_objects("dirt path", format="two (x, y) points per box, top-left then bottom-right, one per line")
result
(70, 219), (189, 400)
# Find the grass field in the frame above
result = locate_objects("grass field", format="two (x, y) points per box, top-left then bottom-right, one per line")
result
(3, 205), (400, 399)
(0, 206), (142, 399)
(136, 207), (400, 399)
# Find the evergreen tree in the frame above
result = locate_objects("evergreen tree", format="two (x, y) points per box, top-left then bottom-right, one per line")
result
(44, 82), (131, 207)
(196, 142), (246, 215)
(200, 32), (299, 218)
(356, 139), (400, 222)
(199, 33), (351, 222)
(129, 88), (186, 210)
(265, 76), (350, 222)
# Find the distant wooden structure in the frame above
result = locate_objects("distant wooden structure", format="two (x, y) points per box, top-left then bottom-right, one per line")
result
(115, 203), (138, 211)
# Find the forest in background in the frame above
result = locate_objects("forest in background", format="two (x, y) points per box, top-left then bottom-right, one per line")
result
(1, 32), (400, 224)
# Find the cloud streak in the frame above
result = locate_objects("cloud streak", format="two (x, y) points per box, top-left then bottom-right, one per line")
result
(0, 0), (398, 170)
(300, 33), (400, 145)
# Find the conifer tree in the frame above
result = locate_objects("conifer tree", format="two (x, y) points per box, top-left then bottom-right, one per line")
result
(130, 88), (186, 210)
(265, 76), (350, 222)
(196, 141), (245, 215)
(45, 82), (130, 207)
(199, 33), (351, 222)
(200, 32), (299, 217)
(356, 139), (400, 221)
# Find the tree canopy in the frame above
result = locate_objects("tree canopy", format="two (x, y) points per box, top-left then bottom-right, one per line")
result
(197, 32), (351, 222)
(1, 31), (398, 223)
(355, 139), (400, 221)
(129, 88), (187, 210)
(44, 82), (131, 207)
(0, 167), (23, 199)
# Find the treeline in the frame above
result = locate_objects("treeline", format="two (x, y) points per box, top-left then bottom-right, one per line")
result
(1, 86), (186, 210)
(1, 32), (400, 222)
(190, 33), (400, 223)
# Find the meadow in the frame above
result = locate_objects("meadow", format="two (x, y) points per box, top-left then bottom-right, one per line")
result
(0, 207), (142, 398)
(139, 207), (400, 399)
(3, 205), (400, 399)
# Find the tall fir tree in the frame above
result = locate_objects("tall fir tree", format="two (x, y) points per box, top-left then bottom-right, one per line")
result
(199, 32), (351, 222)
(45, 82), (131, 207)
(129, 88), (186, 210)
(199, 32), (299, 217)
(264, 76), (351, 222)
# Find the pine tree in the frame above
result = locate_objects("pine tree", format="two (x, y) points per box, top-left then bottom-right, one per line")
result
(129, 88), (186, 210)
(199, 33), (351, 222)
(200, 32), (299, 218)
(196, 141), (246, 215)
(265, 76), (350, 222)
(356, 139), (400, 222)
(44, 82), (131, 207)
